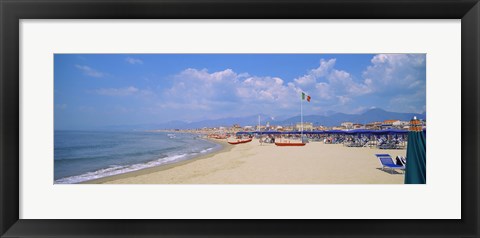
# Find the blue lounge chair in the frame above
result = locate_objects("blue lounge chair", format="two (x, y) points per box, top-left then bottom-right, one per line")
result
(375, 154), (405, 174)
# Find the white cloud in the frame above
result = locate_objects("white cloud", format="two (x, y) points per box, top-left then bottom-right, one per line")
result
(336, 95), (351, 105)
(363, 54), (426, 93)
(294, 74), (316, 86)
(95, 86), (141, 96)
(388, 90), (426, 113)
(75, 65), (105, 78)
(178, 68), (238, 83)
(237, 76), (292, 102)
(327, 69), (372, 96)
(294, 58), (335, 86)
(362, 54), (426, 113)
(163, 68), (299, 117)
(315, 82), (332, 99)
(125, 57), (143, 64)
(351, 106), (368, 114)
(166, 68), (239, 102)
(292, 58), (371, 106)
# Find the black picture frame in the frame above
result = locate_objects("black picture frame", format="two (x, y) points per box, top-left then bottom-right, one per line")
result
(1, 0), (479, 237)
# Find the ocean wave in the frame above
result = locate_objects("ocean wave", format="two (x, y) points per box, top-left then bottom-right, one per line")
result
(200, 147), (214, 153)
(54, 153), (190, 184)
(54, 146), (218, 184)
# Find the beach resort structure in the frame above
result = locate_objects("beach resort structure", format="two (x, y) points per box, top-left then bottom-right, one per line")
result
(341, 122), (354, 129)
(156, 117), (426, 137)
(295, 122), (314, 131)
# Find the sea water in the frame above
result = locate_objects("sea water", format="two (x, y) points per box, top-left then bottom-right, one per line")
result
(54, 131), (221, 184)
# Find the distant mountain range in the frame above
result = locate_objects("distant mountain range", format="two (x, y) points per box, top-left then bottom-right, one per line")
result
(102, 108), (426, 131)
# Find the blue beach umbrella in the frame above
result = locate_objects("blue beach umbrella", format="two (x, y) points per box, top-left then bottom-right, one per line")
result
(404, 117), (426, 184)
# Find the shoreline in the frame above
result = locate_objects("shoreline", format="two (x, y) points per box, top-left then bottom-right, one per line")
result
(89, 139), (406, 184)
(81, 138), (232, 184)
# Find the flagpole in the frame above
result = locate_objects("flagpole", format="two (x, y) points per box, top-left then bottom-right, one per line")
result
(258, 114), (261, 145)
(258, 115), (260, 131)
(301, 92), (303, 142)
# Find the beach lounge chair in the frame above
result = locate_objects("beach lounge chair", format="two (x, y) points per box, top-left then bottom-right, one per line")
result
(375, 154), (405, 174)
(395, 156), (404, 166)
(399, 156), (407, 165)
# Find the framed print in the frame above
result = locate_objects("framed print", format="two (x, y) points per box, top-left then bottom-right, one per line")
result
(52, 53), (427, 185)
(1, 0), (479, 237)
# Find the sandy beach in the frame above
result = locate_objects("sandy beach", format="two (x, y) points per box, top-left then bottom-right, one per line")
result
(87, 139), (406, 184)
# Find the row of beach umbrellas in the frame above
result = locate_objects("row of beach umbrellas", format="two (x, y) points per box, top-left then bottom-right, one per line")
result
(236, 128), (423, 136)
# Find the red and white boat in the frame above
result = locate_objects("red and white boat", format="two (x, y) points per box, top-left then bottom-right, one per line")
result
(274, 142), (306, 146)
(227, 138), (253, 145)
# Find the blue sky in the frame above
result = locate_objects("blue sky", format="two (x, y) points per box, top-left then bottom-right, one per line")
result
(54, 54), (426, 130)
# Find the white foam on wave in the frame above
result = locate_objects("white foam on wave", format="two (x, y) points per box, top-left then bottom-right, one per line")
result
(55, 153), (190, 184)
(200, 147), (214, 153)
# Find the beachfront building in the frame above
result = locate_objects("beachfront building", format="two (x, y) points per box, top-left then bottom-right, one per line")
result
(353, 123), (364, 129)
(256, 125), (266, 131)
(244, 126), (254, 131)
(384, 120), (400, 126)
(229, 125), (242, 133)
(381, 120), (399, 129)
(229, 124), (242, 133)
(381, 124), (393, 129)
(406, 119), (427, 130)
(341, 122), (354, 129)
(295, 122), (314, 131)
(316, 125), (328, 131)
(365, 121), (383, 130)
(393, 120), (409, 128)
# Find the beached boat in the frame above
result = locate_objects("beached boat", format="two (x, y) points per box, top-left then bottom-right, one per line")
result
(275, 142), (306, 146)
(228, 138), (253, 145)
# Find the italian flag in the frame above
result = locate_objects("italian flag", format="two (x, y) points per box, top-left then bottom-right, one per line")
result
(302, 92), (311, 102)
